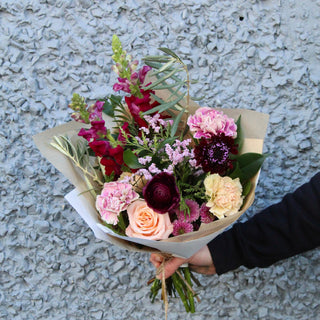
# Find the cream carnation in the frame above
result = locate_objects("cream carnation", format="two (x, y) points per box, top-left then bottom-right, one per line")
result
(204, 174), (243, 219)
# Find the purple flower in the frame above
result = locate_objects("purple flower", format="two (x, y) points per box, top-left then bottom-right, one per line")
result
(143, 172), (180, 214)
(194, 136), (236, 175)
(172, 220), (193, 236)
(200, 203), (216, 224)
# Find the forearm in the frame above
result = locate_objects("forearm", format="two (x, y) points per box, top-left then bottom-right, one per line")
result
(208, 172), (320, 274)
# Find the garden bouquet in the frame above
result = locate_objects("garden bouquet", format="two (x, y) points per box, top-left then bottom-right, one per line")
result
(34, 35), (269, 316)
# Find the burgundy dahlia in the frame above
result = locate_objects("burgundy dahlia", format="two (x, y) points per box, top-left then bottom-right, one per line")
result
(194, 135), (237, 175)
(143, 172), (180, 214)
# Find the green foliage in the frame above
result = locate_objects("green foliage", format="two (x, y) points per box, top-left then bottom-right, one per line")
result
(142, 48), (192, 134)
(234, 116), (244, 152)
(123, 149), (144, 169)
(100, 94), (123, 118)
(50, 135), (104, 198)
(230, 152), (269, 184)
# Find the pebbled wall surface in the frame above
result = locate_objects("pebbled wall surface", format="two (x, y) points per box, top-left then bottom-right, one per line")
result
(1, 1), (320, 319)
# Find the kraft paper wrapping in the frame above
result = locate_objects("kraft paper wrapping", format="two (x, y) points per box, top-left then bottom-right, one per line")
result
(33, 101), (269, 258)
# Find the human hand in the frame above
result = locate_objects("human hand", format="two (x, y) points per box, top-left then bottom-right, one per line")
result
(150, 245), (216, 279)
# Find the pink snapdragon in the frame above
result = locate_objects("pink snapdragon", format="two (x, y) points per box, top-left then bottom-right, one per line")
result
(187, 107), (237, 139)
(88, 101), (104, 121)
(96, 182), (139, 225)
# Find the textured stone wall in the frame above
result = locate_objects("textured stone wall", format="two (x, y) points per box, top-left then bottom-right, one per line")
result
(1, 0), (320, 319)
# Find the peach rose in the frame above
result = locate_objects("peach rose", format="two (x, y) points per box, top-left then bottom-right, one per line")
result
(204, 174), (243, 219)
(125, 200), (173, 240)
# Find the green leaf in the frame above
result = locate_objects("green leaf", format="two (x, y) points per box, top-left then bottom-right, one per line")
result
(142, 93), (185, 115)
(171, 109), (185, 137)
(142, 67), (183, 91)
(149, 92), (165, 104)
(158, 47), (182, 62)
(236, 153), (269, 182)
(234, 116), (244, 152)
(157, 136), (177, 151)
(143, 55), (173, 63)
(229, 161), (242, 180)
(147, 80), (185, 91)
(102, 100), (114, 117)
(143, 61), (164, 69)
(123, 149), (144, 169)
(242, 180), (252, 198)
(153, 59), (176, 74)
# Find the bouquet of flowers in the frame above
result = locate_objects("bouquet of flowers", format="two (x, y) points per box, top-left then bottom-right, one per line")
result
(34, 35), (269, 316)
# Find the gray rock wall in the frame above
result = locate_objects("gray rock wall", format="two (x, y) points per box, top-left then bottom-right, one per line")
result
(1, 0), (319, 319)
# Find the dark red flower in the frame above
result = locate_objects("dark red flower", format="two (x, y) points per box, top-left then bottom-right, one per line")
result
(143, 172), (180, 214)
(194, 135), (237, 175)
(89, 140), (110, 157)
(125, 89), (160, 128)
(108, 145), (124, 165)
(100, 157), (122, 177)
(100, 144), (124, 179)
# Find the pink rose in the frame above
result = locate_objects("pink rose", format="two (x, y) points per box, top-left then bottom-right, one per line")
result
(96, 182), (139, 225)
(187, 107), (237, 139)
(125, 200), (173, 240)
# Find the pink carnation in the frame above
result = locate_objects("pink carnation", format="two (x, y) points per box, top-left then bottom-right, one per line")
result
(96, 182), (139, 225)
(187, 107), (237, 139)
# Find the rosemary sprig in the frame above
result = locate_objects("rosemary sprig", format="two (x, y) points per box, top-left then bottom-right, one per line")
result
(50, 135), (104, 186)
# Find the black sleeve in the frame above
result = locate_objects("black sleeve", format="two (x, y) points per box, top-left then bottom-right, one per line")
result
(208, 172), (320, 275)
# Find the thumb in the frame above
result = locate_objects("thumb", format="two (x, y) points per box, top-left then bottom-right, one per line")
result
(157, 257), (187, 280)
